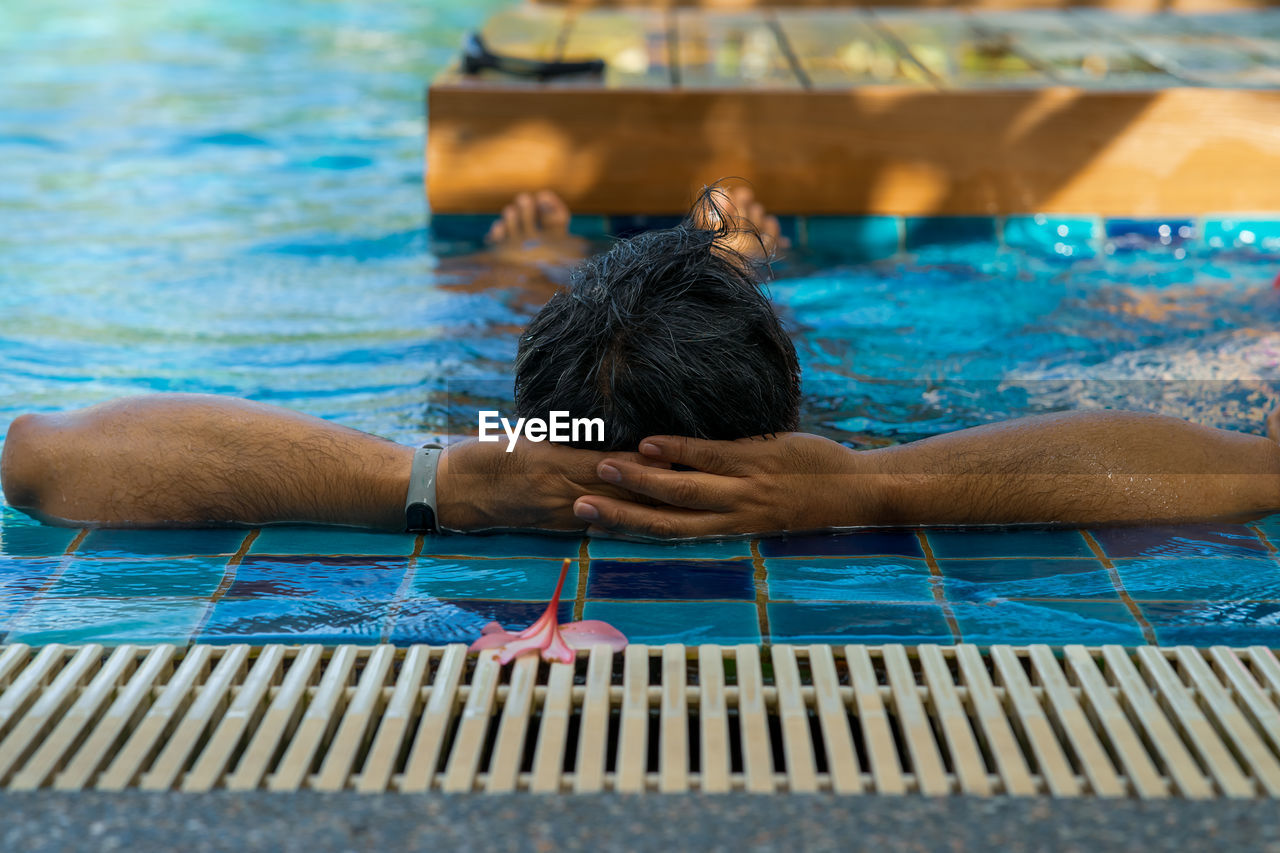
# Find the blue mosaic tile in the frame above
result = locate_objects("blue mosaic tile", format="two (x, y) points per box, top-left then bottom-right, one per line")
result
(1141, 601), (1280, 647)
(939, 558), (1118, 602)
(389, 599), (571, 645)
(200, 598), (386, 644)
(428, 213), (491, 242)
(760, 530), (923, 559)
(582, 601), (760, 645)
(409, 557), (577, 600)
(952, 600), (1144, 645)
(767, 602), (952, 644)
(248, 527), (416, 556)
(1105, 218), (1195, 250)
(0, 557), (64, 596)
(421, 533), (579, 560)
(588, 538), (751, 560)
(926, 528), (1093, 559)
(226, 556), (407, 600)
(1200, 218), (1280, 251)
(0, 521), (78, 558)
(1091, 523), (1269, 559)
(1113, 555), (1280, 601)
(1002, 215), (1100, 259)
(44, 557), (227, 598)
(765, 557), (934, 602)
(803, 216), (900, 261)
(587, 559), (754, 601)
(78, 528), (249, 557)
(8, 596), (208, 645)
(904, 217), (996, 250)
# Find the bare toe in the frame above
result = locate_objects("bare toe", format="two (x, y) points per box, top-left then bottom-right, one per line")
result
(514, 193), (538, 240)
(535, 190), (571, 235)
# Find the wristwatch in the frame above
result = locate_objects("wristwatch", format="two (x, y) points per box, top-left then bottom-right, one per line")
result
(404, 445), (444, 533)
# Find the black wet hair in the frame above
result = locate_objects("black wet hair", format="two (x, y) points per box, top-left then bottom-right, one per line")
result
(513, 186), (801, 451)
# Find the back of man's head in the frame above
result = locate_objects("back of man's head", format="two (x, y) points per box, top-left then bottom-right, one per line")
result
(513, 190), (801, 451)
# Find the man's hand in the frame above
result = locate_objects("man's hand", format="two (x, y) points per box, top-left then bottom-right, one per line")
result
(437, 438), (653, 533)
(569, 433), (876, 539)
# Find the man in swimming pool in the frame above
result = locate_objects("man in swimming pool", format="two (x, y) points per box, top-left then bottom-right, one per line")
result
(4, 188), (1280, 535)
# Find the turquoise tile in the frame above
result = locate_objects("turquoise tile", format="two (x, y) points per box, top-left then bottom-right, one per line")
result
(926, 528), (1093, 559)
(765, 557), (934, 602)
(1200, 218), (1280, 251)
(904, 217), (996, 249)
(1114, 555), (1280, 601)
(390, 599), (572, 646)
(803, 216), (900, 260)
(939, 558), (1117, 602)
(7, 596), (207, 645)
(44, 557), (227, 598)
(567, 215), (610, 240)
(582, 601), (760, 645)
(0, 517), (78, 558)
(767, 602), (952, 644)
(588, 538), (751, 560)
(410, 557), (578, 600)
(78, 528), (249, 557)
(0, 557), (64, 595)
(1002, 215), (1099, 259)
(420, 533), (579, 560)
(249, 526), (416, 556)
(1142, 601), (1280, 646)
(952, 600), (1144, 645)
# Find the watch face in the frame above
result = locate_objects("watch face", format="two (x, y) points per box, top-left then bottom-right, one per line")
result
(406, 502), (436, 532)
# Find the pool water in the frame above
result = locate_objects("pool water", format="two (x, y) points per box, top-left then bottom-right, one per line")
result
(3, 0), (1280, 648)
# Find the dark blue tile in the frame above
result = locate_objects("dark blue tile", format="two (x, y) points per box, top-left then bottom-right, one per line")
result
(766, 602), (952, 644)
(1115, 555), (1280, 601)
(199, 598), (386, 644)
(389, 599), (571, 645)
(1091, 523), (1269, 559)
(952, 601), (1144, 645)
(904, 217), (996, 249)
(0, 557), (64, 596)
(588, 538), (751, 560)
(609, 214), (684, 239)
(765, 557), (934, 602)
(938, 558), (1117, 602)
(1141, 601), (1280, 647)
(583, 601), (760, 645)
(760, 530), (923, 559)
(78, 528), (249, 557)
(45, 557), (227, 598)
(429, 213), (492, 242)
(1105, 218), (1195, 251)
(226, 556), (407, 600)
(925, 528), (1092, 559)
(587, 560), (754, 601)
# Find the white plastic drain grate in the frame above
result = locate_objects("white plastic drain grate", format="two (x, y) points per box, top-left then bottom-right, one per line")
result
(1, 642), (1279, 796)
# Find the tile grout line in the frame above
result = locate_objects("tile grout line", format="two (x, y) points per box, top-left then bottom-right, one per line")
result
(1251, 524), (1278, 554)
(380, 534), (426, 644)
(750, 539), (770, 643)
(189, 529), (259, 644)
(574, 539), (589, 622)
(916, 529), (962, 643)
(3, 529), (92, 632)
(1081, 530), (1157, 645)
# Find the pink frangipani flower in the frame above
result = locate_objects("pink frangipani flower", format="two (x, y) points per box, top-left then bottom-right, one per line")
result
(468, 558), (627, 664)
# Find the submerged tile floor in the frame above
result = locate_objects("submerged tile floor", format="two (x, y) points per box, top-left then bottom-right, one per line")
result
(3, 507), (1280, 647)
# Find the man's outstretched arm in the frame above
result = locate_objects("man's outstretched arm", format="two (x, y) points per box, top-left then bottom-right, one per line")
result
(0, 394), (637, 531)
(574, 410), (1280, 538)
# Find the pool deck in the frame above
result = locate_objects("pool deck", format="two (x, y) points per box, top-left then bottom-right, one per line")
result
(426, 6), (1280, 218)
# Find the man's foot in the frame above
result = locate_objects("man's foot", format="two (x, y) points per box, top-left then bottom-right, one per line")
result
(696, 184), (790, 262)
(485, 190), (588, 267)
